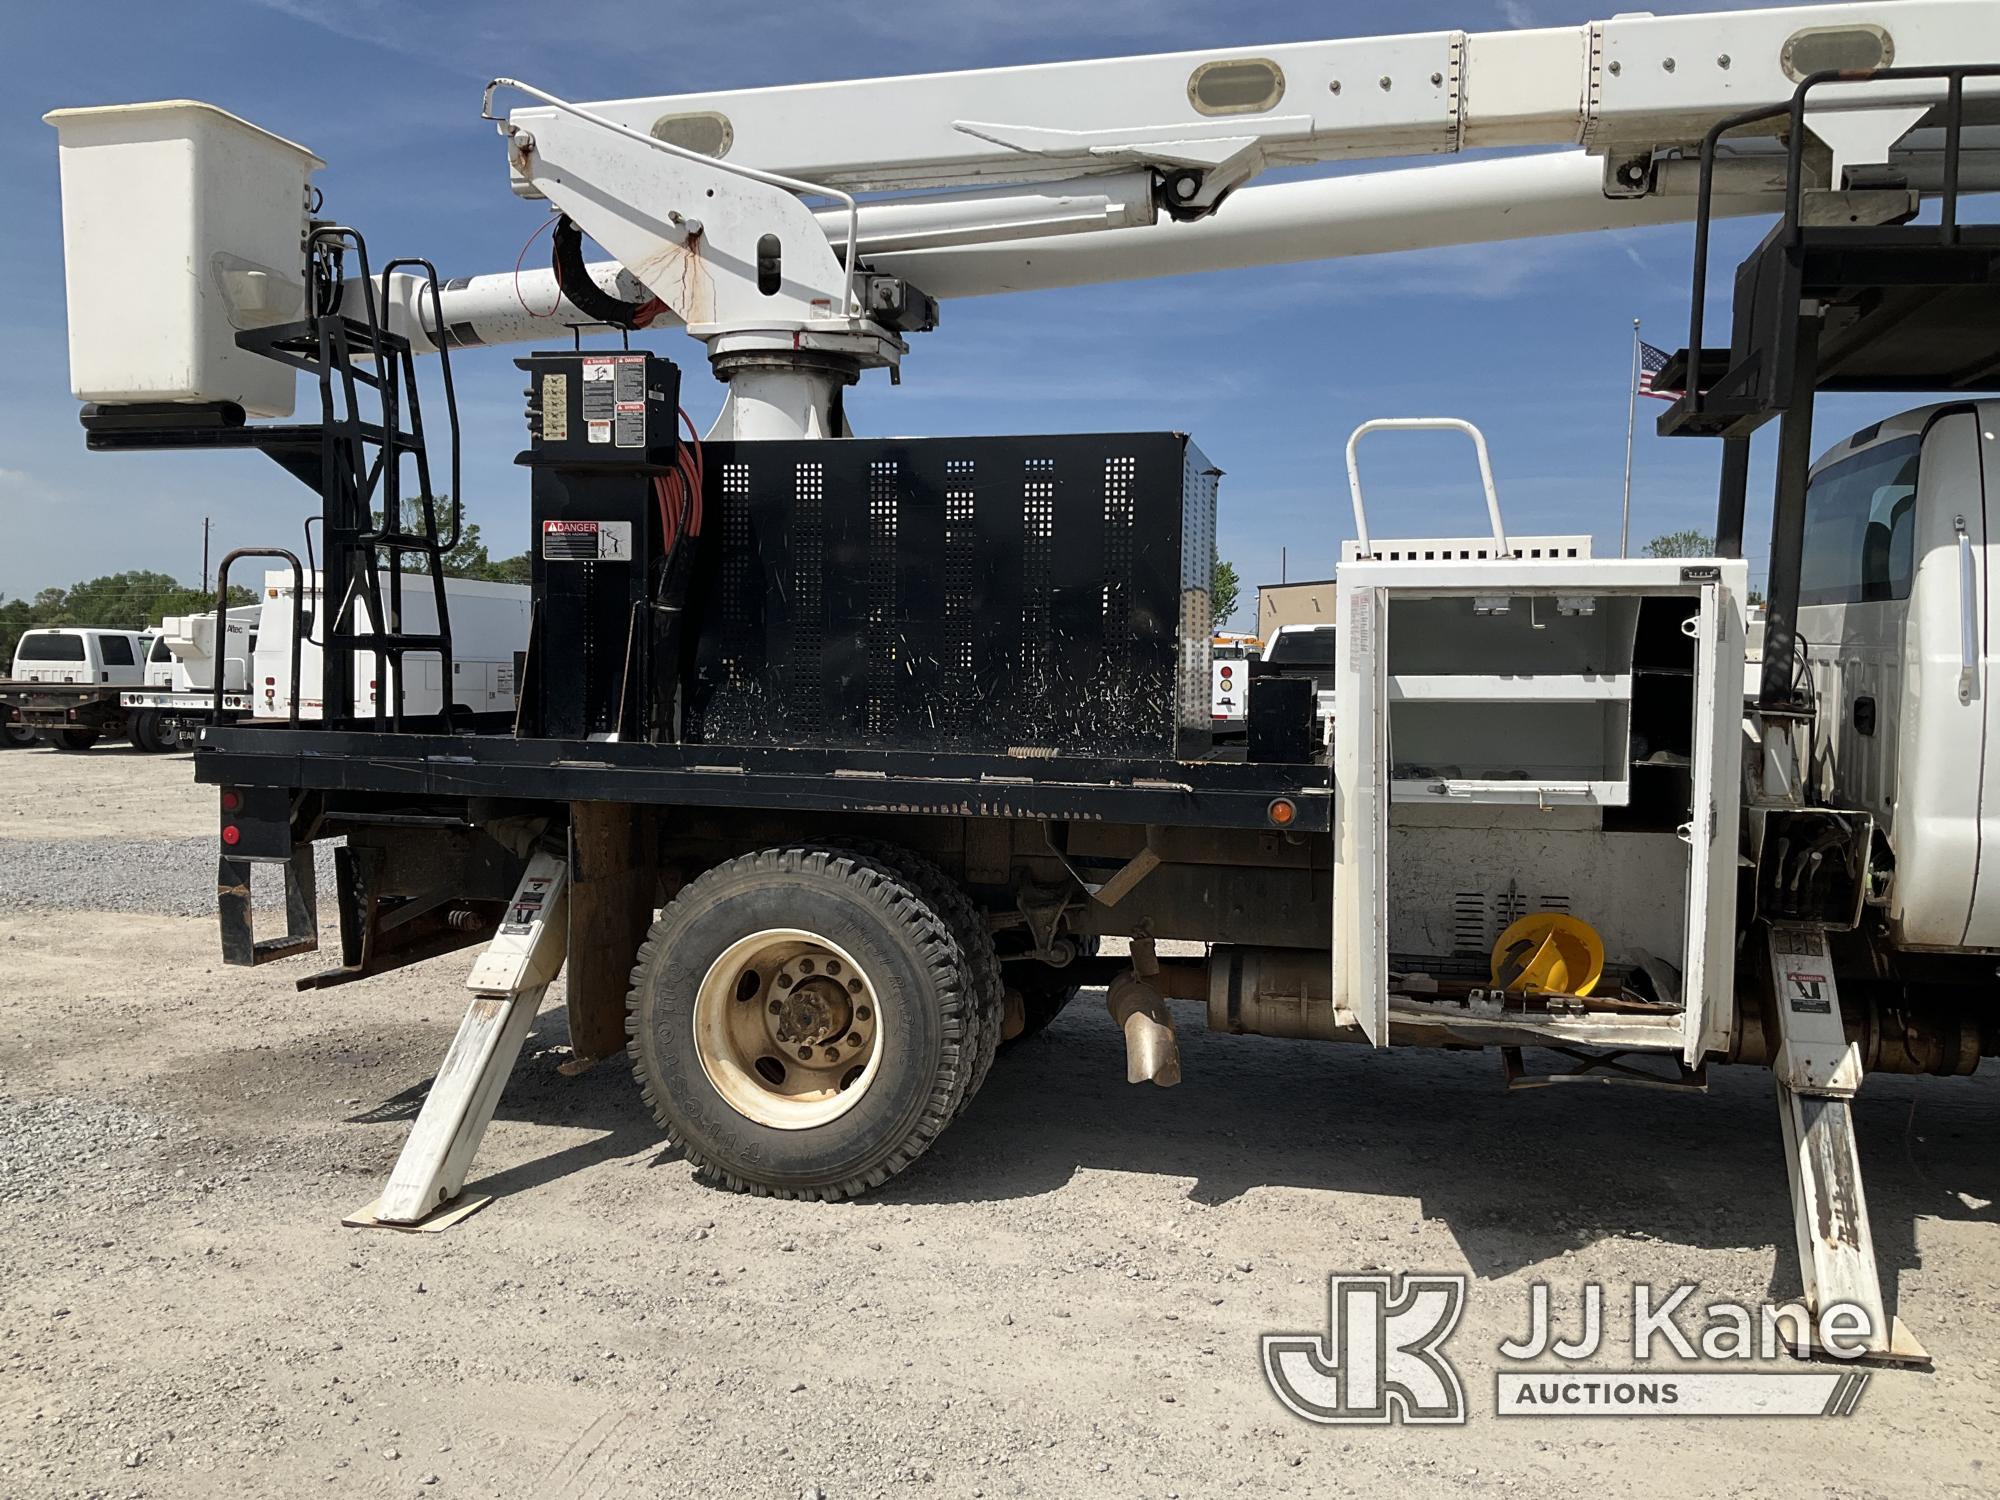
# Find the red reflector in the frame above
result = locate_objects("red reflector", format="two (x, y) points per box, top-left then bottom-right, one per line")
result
(1220, 666), (1233, 678)
(221, 790), (241, 812)
(221, 824), (241, 846)
(264, 677), (275, 686)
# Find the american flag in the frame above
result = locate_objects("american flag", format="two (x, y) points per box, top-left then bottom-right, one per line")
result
(1638, 339), (1682, 401)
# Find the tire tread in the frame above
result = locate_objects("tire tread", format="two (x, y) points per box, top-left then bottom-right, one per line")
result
(625, 844), (970, 1201)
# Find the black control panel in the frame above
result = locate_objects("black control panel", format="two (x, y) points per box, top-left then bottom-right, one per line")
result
(519, 350), (680, 468)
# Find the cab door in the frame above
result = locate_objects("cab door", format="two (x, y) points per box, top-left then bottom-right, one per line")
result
(1954, 408), (2000, 944)
(1794, 413), (1984, 948)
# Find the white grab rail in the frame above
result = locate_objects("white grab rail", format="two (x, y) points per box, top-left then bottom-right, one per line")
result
(1344, 417), (1509, 560)
(1957, 513), (1979, 702)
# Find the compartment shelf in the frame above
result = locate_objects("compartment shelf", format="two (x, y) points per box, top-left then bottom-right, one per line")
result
(1391, 776), (1629, 807)
(1387, 673), (1631, 702)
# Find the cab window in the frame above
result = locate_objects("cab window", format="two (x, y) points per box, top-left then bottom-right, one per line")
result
(98, 636), (136, 667)
(18, 632), (85, 662)
(1799, 435), (1921, 605)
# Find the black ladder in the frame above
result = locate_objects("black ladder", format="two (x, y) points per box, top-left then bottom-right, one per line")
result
(236, 228), (463, 726)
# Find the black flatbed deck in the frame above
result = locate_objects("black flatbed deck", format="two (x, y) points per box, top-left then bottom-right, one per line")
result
(194, 725), (1333, 833)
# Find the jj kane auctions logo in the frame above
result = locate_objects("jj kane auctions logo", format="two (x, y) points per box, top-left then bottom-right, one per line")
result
(1264, 1275), (1878, 1423)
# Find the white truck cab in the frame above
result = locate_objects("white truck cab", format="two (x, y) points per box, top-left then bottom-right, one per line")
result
(1797, 402), (2000, 951)
(11, 627), (149, 685)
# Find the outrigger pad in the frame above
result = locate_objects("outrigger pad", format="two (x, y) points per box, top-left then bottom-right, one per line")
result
(341, 1194), (493, 1234)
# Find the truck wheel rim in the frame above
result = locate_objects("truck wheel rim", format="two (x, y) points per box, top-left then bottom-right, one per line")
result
(693, 928), (884, 1130)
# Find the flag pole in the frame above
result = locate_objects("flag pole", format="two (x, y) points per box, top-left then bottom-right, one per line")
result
(1620, 317), (1641, 558)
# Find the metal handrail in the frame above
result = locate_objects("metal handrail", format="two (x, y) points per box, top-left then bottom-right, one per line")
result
(1682, 63), (2000, 422)
(378, 257), (463, 555)
(483, 78), (862, 319)
(213, 549), (304, 728)
(1345, 418), (1509, 560)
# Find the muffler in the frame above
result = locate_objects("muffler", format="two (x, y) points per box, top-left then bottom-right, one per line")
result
(1107, 937), (1181, 1087)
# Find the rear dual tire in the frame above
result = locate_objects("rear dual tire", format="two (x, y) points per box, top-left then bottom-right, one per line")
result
(626, 846), (981, 1200)
(125, 711), (175, 753)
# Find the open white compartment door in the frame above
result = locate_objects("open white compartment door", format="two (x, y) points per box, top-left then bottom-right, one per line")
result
(1332, 581), (1390, 1046)
(1681, 576), (1748, 1065)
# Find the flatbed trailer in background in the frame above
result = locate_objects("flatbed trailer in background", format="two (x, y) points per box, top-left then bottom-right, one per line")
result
(0, 625), (154, 750)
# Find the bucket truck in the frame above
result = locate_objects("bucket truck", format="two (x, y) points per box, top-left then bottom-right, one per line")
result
(38, 1), (2000, 1365)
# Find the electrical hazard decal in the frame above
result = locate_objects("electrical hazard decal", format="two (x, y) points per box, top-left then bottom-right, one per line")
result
(541, 519), (633, 562)
(1781, 967), (1833, 1015)
(501, 876), (555, 936)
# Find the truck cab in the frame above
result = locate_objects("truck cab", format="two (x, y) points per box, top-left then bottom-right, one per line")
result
(1797, 402), (2000, 951)
(11, 627), (149, 685)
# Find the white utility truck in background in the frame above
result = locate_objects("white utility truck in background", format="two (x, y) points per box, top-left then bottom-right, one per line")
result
(38, 0), (2000, 1371)
(2, 626), (152, 750)
(122, 575), (530, 745)
(248, 570), (528, 724)
(1208, 633), (1257, 739)
(121, 604), (262, 750)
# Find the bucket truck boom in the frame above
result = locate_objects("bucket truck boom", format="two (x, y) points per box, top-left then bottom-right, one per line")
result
(45, 2), (2000, 433)
(439, 0), (2000, 435)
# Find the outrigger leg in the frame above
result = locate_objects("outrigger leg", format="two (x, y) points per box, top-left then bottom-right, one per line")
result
(1766, 923), (1929, 1369)
(345, 850), (570, 1231)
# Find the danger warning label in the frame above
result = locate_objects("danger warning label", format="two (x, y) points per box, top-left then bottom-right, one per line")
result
(541, 519), (634, 561)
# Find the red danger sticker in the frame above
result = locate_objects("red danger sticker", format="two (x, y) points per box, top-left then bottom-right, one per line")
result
(541, 519), (633, 561)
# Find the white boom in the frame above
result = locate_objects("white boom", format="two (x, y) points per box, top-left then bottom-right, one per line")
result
(43, 1), (2000, 435)
(557, 4), (1989, 199)
(453, 1), (1998, 435)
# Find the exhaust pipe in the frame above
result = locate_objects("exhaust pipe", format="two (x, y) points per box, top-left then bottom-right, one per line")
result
(1107, 937), (1181, 1087)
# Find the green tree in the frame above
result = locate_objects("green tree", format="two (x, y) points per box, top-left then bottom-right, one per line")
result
(1211, 555), (1241, 630)
(375, 496), (531, 583)
(1, 571), (252, 667)
(1644, 529), (1715, 558)
(486, 551), (533, 586)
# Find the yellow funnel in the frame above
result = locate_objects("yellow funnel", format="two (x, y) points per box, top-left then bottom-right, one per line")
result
(1490, 912), (1604, 997)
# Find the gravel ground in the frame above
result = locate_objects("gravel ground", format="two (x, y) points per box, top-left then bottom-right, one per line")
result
(0, 835), (340, 917)
(1, 745), (1997, 1499)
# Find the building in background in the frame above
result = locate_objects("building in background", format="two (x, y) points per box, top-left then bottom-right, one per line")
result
(1258, 579), (1337, 636)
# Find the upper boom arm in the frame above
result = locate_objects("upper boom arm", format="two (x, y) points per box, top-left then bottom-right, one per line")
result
(563, 3), (1998, 213)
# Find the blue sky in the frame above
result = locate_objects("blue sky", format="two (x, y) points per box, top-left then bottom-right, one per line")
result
(0, 0), (1912, 617)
